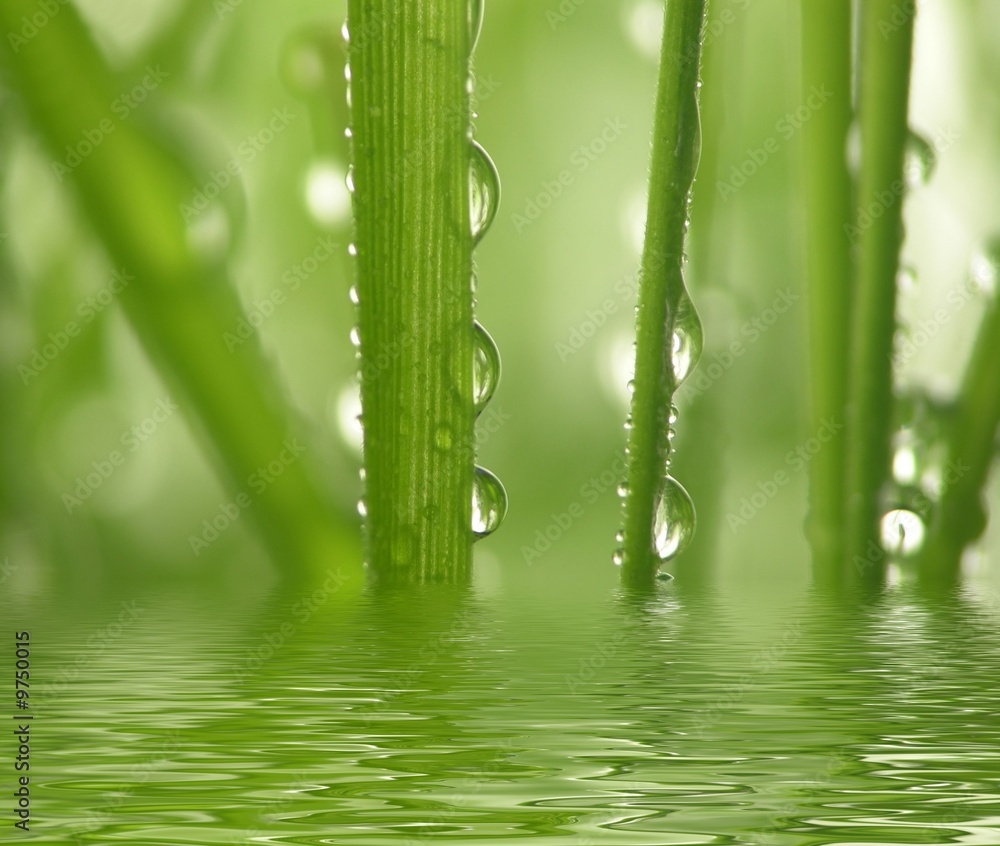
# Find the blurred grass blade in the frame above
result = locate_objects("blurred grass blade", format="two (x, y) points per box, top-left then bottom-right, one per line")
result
(920, 271), (1000, 586)
(0, 0), (361, 583)
(845, 0), (915, 587)
(800, 0), (854, 587)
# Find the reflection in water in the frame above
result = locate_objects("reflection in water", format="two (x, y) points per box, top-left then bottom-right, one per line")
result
(11, 580), (1000, 844)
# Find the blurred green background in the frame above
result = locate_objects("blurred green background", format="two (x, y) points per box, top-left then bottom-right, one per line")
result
(2, 0), (999, 604)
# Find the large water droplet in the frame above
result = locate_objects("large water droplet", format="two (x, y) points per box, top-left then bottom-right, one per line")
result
(472, 465), (507, 539)
(332, 384), (363, 455)
(473, 321), (501, 416)
(304, 158), (351, 227)
(470, 141), (500, 245)
(879, 508), (925, 556)
(671, 291), (703, 385)
(904, 130), (936, 187)
(653, 476), (696, 562)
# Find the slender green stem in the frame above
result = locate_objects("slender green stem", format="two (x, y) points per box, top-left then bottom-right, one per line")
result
(0, 0), (360, 582)
(919, 285), (1000, 585)
(621, 0), (706, 588)
(800, 0), (854, 588)
(348, 1), (474, 583)
(845, 0), (915, 586)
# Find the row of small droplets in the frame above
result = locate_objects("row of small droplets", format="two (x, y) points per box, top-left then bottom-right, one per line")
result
(340, 3), (508, 543)
(468, 0), (508, 542)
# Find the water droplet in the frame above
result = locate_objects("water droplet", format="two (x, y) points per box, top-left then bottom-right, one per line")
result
(332, 384), (364, 455)
(343, 63), (352, 83)
(897, 264), (917, 292)
(345, 166), (356, 194)
(349, 326), (361, 347)
(434, 425), (453, 451)
(469, 141), (500, 245)
(357, 498), (368, 518)
(656, 570), (674, 582)
(348, 285), (360, 306)
(304, 159), (351, 227)
(669, 404), (679, 425)
(347, 242), (358, 257)
(904, 130), (936, 187)
(469, 0), (484, 53)
(341, 20), (350, 43)
(280, 32), (327, 95)
(472, 321), (501, 416)
(671, 291), (703, 385)
(970, 236), (1000, 296)
(614, 530), (625, 544)
(472, 466), (507, 539)
(612, 549), (624, 567)
(879, 508), (925, 556)
(616, 482), (629, 499)
(344, 126), (353, 140)
(653, 476), (696, 562)
(358, 467), (366, 482)
(892, 444), (918, 485)
(624, 415), (633, 431)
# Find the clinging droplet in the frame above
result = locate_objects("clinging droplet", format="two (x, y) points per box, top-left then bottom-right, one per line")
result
(473, 321), (501, 416)
(469, 0), (485, 53)
(903, 130), (936, 187)
(880, 508), (925, 555)
(470, 141), (500, 245)
(472, 466), (507, 539)
(671, 291), (703, 385)
(653, 476), (696, 562)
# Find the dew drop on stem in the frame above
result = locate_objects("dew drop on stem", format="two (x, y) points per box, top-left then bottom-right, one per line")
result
(472, 466), (507, 539)
(470, 141), (500, 245)
(903, 130), (936, 187)
(653, 476), (696, 562)
(472, 321), (501, 416)
(671, 290), (703, 386)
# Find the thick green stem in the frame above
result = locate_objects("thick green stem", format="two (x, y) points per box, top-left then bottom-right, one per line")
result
(348, 1), (474, 582)
(800, 0), (854, 587)
(919, 287), (1000, 586)
(621, 0), (706, 588)
(0, 0), (360, 581)
(845, 0), (915, 586)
